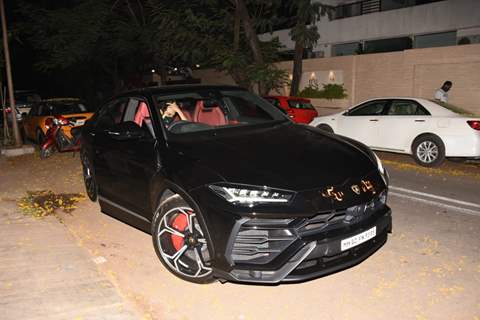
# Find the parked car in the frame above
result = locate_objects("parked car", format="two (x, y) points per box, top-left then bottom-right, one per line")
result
(81, 85), (391, 284)
(0, 91), (41, 125)
(310, 97), (480, 167)
(23, 98), (93, 144)
(264, 96), (318, 124)
(14, 90), (42, 114)
(1, 105), (23, 122)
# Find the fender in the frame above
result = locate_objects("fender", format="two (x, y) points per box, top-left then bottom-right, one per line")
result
(40, 128), (57, 151)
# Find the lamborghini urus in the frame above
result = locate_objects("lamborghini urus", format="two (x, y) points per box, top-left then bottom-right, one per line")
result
(81, 85), (392, 284)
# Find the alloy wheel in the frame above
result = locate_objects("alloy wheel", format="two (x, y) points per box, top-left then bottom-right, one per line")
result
(156, 206), (212, 279)
(416, 140), (439, 164)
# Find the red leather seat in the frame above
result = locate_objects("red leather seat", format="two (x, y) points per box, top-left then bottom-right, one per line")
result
(182, 110), (193, 121)
(193, 101), (227, 126)
(134, 102), (150, 127)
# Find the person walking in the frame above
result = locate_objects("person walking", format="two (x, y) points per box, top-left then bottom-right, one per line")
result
(434, 81), (452, 103)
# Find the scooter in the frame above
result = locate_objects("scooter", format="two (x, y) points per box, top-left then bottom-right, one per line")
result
(40, 115), (82, 159)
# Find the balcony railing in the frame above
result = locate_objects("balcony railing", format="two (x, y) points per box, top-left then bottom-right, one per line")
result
(333, 0), (444, 20)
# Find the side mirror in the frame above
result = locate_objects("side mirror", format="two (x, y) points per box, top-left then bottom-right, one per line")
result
(107, 122), (147, 140)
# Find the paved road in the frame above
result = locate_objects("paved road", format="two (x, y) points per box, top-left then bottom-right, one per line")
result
(1, 152), (479, 319)
(0, 155), (140, 320)
(378, 151), (480, 214)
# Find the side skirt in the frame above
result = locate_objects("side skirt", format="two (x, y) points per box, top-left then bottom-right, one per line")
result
(98, 196), (151, 234)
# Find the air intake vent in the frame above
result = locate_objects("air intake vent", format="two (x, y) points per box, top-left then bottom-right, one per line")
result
(232, 227), (297, 264)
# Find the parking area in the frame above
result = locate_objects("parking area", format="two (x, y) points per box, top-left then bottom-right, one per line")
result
(1, 152), (479, 320)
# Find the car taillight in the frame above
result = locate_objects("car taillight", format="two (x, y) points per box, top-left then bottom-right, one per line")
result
(467, 120), (480, 131)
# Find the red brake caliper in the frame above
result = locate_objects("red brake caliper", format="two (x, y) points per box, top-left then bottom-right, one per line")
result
(170, 211), (190, 251)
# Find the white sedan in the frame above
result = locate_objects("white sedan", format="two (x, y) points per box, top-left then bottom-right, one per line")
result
(310, 97), (480, 167)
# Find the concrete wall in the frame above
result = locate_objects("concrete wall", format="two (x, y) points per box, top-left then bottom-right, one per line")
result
(192, 44), (480, 114)
(259, 0), (480, 55)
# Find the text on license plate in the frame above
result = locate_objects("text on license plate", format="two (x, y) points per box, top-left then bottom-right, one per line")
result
(341, 226), (376, 251)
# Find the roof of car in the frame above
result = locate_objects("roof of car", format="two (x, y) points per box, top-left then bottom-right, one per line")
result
(121, 84), (247, 97)
(42, 98), (81, 102)
(265, 95), (310, 101)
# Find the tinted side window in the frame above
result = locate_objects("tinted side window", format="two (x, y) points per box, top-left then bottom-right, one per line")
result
(287, 100), (314, 110)
(124, 98), (154, 137)
(96, 99), (127, 129)
(39, 104), (54, 116)
(348, 100), (387, 116)
(265, 98), (280, 108)
(387, 100), (430, 116)
(228, 96), (271, 120)
(28, 105), (38, 116)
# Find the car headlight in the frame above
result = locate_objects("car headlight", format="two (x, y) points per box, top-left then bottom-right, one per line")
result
(373, 152), (389, 186)
(208, 184), (294, 206)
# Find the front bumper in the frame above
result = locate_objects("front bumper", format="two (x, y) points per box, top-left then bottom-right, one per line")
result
(215, 207), (392, 284)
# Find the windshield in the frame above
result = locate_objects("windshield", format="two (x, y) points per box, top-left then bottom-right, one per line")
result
(41, 101), (88, 115)
(154, 89), (287, 134)
(15, 92), (41, 105)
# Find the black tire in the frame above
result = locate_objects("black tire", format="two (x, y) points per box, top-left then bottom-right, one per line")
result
(36, 129), (45, 145)
(152, 195), (214, 284)
(81, 150), (98, 201)
(412, 134), (445, 167)
(39, 145), (55, 159)
(317, 124), (334, 133)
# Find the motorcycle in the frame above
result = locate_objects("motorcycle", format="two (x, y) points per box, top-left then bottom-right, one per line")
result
(40, 115), (82, 159)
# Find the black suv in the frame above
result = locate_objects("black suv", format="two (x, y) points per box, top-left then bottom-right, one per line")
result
(81, 85), (392, 284)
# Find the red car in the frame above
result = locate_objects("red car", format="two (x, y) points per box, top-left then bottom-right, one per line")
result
(264, 96), (318, 124)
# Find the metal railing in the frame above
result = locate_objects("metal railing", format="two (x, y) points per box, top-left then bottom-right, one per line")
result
(333, 0), (444, 20)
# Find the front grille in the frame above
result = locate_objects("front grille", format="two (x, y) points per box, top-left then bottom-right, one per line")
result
(298, 211), (346, 233)
(231, 223), (297, 265)
(230, 191), (387, 265)
(298, 190), (387, 235)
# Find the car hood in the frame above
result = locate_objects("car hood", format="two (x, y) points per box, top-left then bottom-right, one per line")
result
(169, 123), (379, 191)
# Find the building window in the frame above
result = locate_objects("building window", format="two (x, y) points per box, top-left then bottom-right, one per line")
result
(414, 31), (457, 49)
(381, 0), (412, 11)
(334, 2), (362, 19)
(364, 37), (412, 54)
(333, 42), (362, 56)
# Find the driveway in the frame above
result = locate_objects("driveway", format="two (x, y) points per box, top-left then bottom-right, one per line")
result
(1, 152), (479, 320)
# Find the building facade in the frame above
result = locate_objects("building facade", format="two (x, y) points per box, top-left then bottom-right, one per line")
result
(259, 0), (480, 58)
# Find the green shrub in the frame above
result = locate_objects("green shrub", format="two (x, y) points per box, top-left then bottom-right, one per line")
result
(298, 83), (348, 100)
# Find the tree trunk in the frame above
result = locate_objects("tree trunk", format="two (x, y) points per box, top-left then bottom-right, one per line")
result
(230, 69), (252, 91)
(158, 64), (168, 85)
(1, 0), (21, 146)
(233, 3), (240, 52)
(236, 0), (263, 65)
(290, 42), (304, 96)
(112, 60), (122, 94)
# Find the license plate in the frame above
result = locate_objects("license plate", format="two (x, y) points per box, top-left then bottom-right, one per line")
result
(75, 120), (85, 125)
(341, 226), (376, 251)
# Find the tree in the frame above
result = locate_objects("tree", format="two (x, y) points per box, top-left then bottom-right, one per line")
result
(289, 1), (330, 96)
(213, 0), (288, 95)
(16, 0), (289, 100)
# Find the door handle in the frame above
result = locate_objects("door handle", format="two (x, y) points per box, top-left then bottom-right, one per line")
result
(369, 119), (378, 122)
(105, 130), (120, 136)
(414, 119), (425, 122)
